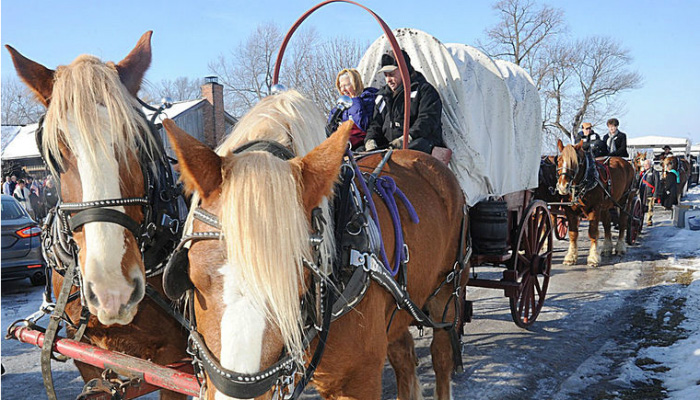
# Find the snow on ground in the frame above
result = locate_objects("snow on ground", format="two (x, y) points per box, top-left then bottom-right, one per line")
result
(639, 184), (700, 398)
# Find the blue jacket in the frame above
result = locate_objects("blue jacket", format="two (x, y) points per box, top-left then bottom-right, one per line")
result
(328, 87), (378, 132)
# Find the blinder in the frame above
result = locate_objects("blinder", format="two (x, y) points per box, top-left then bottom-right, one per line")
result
(162, 247), (192, 301)
(34, 114), (64, 174)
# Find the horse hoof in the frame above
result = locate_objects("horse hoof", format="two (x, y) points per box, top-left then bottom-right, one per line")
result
(563, 259), (576, 265)
(588, 261), (599, 268)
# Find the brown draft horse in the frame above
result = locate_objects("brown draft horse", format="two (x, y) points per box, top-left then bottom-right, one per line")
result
(556, 140), (635, 267)
(7, 32), (188, 399)
(662, 155), (691, 201)
(163, 92), (467, 399)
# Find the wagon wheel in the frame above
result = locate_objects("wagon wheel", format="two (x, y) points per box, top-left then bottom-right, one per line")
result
(626, 196), (643, 245)
(554, 214), (568, 240)
(509, 200), (553, 329)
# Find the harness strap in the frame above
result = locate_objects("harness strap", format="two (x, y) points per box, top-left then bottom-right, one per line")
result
(41, 257), (79, 400)
(189, 329), (296, 399)
(232, 140), (295, 160)
(68, 208), (141, 240)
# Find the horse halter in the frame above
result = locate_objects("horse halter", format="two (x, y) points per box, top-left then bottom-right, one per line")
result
(164, 140), (333, 400)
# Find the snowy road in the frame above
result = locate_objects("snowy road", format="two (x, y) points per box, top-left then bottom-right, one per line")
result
(2, 187), (699, 399)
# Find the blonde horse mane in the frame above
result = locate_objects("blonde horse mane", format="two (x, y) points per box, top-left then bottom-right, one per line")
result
(220, 154), (311, 363)
(43, 55), (157, 176)
(187, 89), (332, 365)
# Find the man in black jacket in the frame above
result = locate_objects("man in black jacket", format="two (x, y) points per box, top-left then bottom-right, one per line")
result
(364, 50), (443, 153)
(603, 118), (629, 158)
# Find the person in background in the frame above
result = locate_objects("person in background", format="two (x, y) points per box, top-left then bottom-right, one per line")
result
(660, 145), (673, 160)
(3, 176), (12, 196)
(638, 159), (659, 226)
(326, 68), (378, 150)
(13, 179), (34, 219)
(42, 177), (59, 210)
(603, 118), (628, 158)
(26, 176), (43, 219)
(576, 122), (603, 183)
(578, 122), (607, 158)
(365, 49), (443, 153)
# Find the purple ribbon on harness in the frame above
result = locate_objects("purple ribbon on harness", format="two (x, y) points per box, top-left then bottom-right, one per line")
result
(348, 150), (419, 276)
(374, 176), (420, 275)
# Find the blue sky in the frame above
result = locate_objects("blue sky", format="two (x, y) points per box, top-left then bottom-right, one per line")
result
(2, 0), (699, 144)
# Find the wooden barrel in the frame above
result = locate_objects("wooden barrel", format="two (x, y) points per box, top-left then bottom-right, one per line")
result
(470, 199), (508, 255)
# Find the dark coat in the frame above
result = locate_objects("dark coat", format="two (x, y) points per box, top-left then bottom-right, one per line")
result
(365, 71), (443, 148)
(42, 185), (59, 209)
(603, 131), (628, 158)
(638, 168), (659, 204)
(578, 130), (608, 157)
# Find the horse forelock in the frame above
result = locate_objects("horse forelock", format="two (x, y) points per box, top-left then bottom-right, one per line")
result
(43, 54), (158, 178)
(216, 89), (326, 157)
(219, 153), (310, 365)
(560, 145), (580, 172)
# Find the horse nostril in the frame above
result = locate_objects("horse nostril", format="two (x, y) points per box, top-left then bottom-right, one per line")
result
(86, 283), (99, 305)
(127, 277), (144, 306)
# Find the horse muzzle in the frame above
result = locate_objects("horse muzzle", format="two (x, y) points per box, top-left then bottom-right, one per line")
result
(85, 276), (144, 325)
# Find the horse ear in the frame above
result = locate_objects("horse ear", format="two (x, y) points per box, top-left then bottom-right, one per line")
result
(5, 45), (55, 106)
(294, 121), (352, 212)
(162, 119), (222, 200)
(114, 31), (152, 96)
(574, 140), (583, 150)
(557, 139), (564, 153)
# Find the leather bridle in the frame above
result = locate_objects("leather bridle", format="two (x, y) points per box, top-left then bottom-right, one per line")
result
(168, 140), (333, 400)
(37, 105), (184, 278)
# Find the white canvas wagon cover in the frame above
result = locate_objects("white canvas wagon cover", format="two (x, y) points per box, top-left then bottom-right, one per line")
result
(357, 28), (542, 206)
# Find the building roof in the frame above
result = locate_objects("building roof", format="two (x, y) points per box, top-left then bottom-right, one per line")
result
(627, 135), (692, 157)
(627, 135), (691, 147)
(1, 123), (40, 160)
(144, 99), (205, 124)
(1, 99), (226, 161)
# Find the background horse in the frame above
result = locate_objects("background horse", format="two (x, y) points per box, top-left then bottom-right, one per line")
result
(7, 32), (188, 399)
(556, 140), (635, 267)
(164, 90), (467, 399)
(535, 155), (569, 239)
(661, 155), (690, 202)
(632, 151), (647, 184)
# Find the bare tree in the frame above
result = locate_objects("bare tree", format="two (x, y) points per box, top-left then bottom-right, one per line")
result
(566, 36), (643, 136)
(481, 0), (643, 145)
(209, 22), (283, 117)
(313, 37), (367, 111)
(208, 22), (366, 118)
(1, 76), (45, 125)
(141, 77), (204, 104)
(479, 0), (566, 90)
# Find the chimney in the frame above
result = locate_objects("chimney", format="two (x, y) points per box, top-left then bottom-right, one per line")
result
(201, 76), (225, 148)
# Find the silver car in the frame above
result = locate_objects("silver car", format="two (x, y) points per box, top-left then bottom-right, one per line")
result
(1, 194), (46, 286)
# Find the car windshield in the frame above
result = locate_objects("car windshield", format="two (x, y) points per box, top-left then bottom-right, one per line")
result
(2, 199), (27, 220)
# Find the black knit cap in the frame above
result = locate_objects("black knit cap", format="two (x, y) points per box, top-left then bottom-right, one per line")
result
(379, 50), (412, 73)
